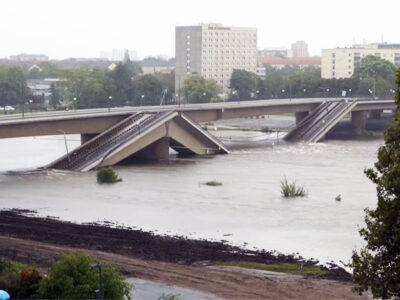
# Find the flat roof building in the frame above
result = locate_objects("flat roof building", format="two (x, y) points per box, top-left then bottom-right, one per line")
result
(322, 43), (400, 79)
(175, 23), (257, 96)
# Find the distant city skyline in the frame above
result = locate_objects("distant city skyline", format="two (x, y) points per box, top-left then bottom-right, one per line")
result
(1, 0), (398, 60)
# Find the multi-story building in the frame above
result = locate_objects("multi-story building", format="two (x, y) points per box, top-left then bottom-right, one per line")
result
(322, 43), (400, 79)
(258, 47), (288, 58)
(290, 41), (309, 58)
(10, 54), (49, 62)
(175, 23), (257, 95)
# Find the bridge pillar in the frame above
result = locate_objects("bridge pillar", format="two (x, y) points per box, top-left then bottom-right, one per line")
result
(295, 111), (309, 125)
(370, 110), (383, 120)
(81, 133), (98, 145)
(129, 137), (170, 161)
(352, 111), (367, 134)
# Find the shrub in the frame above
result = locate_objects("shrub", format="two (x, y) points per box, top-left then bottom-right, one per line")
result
(38, 252), (132, 300)
(280, 177), (307, 198)
(97, 167), (122, 184)
(0, 258), (41, 299)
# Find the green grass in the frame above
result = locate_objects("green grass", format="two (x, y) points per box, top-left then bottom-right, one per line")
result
(215, 261), (326, 275)
(280, 177), (307, 198)
(204, 180), (222, 186)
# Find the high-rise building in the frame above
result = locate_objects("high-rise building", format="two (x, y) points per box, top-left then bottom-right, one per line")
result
(321, 43), (400, 79)
(290, 41), (309, 58)
(175, 23), (257, 95)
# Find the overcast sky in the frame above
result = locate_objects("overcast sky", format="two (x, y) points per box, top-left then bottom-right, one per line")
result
(1, 0), (398, 60)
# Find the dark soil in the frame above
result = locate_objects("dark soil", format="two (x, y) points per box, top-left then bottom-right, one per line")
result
(0, 209), (350, 281)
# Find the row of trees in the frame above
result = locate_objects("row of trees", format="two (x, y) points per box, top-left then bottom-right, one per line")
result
(0, 58), (175, 110)
(229, 55), (397, 101)
(0, 55), (397, 109)
(50, 59), (175, 109)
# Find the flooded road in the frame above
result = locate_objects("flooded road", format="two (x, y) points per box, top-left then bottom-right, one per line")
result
(0, 129), (381, 266)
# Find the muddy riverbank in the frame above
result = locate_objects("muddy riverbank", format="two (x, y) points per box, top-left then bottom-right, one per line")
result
(0, 209), (368, 299)
(0, 209), (348, 281)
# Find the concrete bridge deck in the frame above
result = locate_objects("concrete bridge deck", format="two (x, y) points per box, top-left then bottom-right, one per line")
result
(47, 111), (229, 171)
(0, 98), (395, 140)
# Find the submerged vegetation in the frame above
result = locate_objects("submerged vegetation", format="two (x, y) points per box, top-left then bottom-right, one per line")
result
(280, 177), (307, 198)
(97, 167), (122, 184)
(204, 180), (223, 186)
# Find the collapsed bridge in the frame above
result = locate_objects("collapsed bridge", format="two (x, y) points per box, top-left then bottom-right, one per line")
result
(47, 111), (229, 171)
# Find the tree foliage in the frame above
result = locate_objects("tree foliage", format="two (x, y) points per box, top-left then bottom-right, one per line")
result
(38, 252), (132, 300)
(230, 69), (258, 100)
(182, 76), (221, 103)
(0, 66), (29, 107)
(350, 69), (400, 299)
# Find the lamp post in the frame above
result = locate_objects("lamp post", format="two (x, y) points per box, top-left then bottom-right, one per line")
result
(108, 95), (112, 112)
(57, 130), (70, 161)
(281, 89), (285, 98)
(319, 87), (329, 102)
(73, 97), (77, 111)
(140, 95), (144, 106)
(29, 99), (33, 113)
(202, 92), (207, 102)
(22, 102), (26, 118)
(256, 90), (260, 99)
(90, 264), (103, 300)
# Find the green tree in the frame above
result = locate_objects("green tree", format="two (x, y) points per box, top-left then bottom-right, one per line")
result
(154, 71), (175, 104)
(109, 60), (142, 106)
(230, 69), (258, 100)
(352, 55), (397, 96)
(38, 252), (132, 299)
(350, 69), (400, 298)
(182, 76), (221, 103)
(49, 83), (61, 109)
(133, 74), (164, 106)
(0, 66), (29, 108)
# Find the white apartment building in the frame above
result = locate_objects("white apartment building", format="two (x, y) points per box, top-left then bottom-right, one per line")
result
(175, 23), (257, 95)
(322, 43), (400, 79)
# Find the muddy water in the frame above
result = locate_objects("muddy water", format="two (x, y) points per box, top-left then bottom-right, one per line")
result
(0, 130), (381, 266)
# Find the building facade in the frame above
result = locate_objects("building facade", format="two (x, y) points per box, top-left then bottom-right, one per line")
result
(175, 23), (257, 96)
(322, 43), (400, 79)
(290, 41), (309, 58)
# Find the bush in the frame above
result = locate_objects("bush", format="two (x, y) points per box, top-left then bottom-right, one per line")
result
(38, 252), (132, 300)
(97, 167), (122, 184)
(280, 177), (307, 198)
(0, 258), (42, 299)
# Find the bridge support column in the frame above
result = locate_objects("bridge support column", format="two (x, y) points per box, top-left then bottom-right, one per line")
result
(295, 111), (309, 125)
(370, 110), (383, 120)
(81, 133), (98, 145)
(131, 137), (170, 161)
(352, 111), (367, 135)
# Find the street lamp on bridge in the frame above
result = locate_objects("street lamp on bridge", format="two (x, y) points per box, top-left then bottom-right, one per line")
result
(108, 95), (112, 112)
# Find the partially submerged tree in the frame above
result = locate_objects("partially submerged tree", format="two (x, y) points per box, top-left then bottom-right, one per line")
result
(351, 69), (400, 298)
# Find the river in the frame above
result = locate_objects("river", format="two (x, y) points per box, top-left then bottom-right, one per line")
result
(0, 124), (382, 266)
